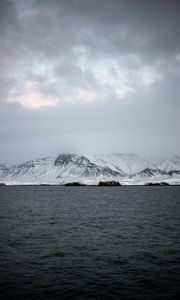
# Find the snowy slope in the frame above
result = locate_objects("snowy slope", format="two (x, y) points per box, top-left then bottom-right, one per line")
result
(88, 153), (152, 175)
(0, 153), (180, 185)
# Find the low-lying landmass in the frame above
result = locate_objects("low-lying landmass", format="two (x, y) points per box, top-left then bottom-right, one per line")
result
(144, 182), (170, 186)
(98, 180), (121, 186)
(64, 182), (87, 186)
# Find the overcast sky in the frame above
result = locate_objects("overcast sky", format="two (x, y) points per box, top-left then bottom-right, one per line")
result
(0, 0), (180, 163)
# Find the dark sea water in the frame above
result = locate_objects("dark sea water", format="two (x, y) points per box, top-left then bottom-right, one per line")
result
(0, 186), (179, 300)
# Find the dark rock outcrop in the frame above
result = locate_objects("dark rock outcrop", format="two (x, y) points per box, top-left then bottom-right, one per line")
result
(64, 182), (86, 186)
(98, 180), (121, 186)
(145, 182), (170, 186)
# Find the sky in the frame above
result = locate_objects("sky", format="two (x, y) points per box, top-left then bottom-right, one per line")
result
(0, 0), (180, 163)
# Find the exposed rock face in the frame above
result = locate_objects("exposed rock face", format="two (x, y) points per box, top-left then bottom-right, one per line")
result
(168, 170), (180, 176)
(55, 154), (124, 179)
(131, 168), (168, 178)
(55, 154), (90, 167)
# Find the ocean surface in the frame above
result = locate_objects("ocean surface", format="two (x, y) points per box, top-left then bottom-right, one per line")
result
(0, 186), (179, 300)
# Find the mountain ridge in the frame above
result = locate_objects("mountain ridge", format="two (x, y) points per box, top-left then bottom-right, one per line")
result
(0, 153), (180, 185)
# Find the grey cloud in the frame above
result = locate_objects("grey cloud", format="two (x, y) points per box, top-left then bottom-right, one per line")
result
(0, 0), (180, 162)
(0, 0), (16, 34)
(40, 0), (180, 59)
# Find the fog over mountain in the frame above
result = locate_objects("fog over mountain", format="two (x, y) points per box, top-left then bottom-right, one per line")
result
(0, 0), (180, 163)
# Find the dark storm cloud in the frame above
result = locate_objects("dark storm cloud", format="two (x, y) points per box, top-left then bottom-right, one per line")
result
(36, 0), (180, 59)
(0, 0), (16, 32)
(0, 0), (180, 162)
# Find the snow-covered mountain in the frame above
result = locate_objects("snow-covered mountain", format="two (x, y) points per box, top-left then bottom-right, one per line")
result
(0, 153), (180, 185)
